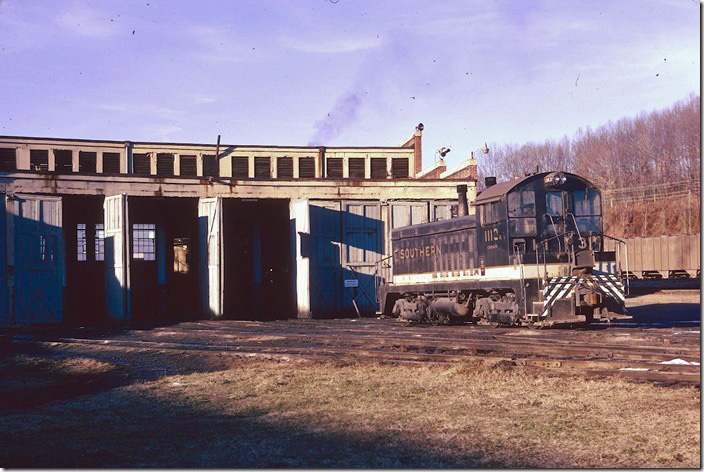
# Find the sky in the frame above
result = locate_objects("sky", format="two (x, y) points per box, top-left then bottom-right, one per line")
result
(0, 0), (699, 170)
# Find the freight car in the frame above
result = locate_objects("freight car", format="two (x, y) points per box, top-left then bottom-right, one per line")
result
(378, 172), (629, 327)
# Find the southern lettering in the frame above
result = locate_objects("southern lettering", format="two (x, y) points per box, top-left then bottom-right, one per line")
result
(398, 244), (442, 260)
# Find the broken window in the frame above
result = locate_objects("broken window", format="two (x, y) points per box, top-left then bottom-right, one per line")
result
(348, 158), (365, 178)
(173, 237), (190, 274)
(391, 158), (409, 179)
(77, 224), (87, 261)
(133, 153), (151, 175)
(370, 157), (387, 179)
(79, 151), (97, 173)
(95, 224), (105, 261)
(103, 153), (121, 174)
(156, 153), (174, 176)
(202, 154), (218, 177)
(0, 148), (16, 171)
(132, 223), (156, 261)
(327, 158), (343, 178)
(179, 155), (197, 176)
(276, 157), (293, 179)
(254, 157), (270, 179)
(54, 150), (73, 173)
(298, 157), (315, 178)
(232, 157), (249, 179)
(30, 149), (49, 172)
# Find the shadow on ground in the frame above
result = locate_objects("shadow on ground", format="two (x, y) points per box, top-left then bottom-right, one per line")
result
(0, 344), (514, 468)
(626, 303), (701, 323)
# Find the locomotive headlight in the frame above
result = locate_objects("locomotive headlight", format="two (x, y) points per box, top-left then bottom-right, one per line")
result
(544, 172), (567, 187)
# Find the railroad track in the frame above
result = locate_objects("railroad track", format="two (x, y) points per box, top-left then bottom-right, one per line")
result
(4, 319), (699, 387)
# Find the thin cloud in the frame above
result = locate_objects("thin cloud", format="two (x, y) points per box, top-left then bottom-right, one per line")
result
(55, 7), (119, 39)
(283, 36), (382, 54)
(99, 103), (184, 121)
(192, 95), (217, 105)
(186, 25), (251, 64)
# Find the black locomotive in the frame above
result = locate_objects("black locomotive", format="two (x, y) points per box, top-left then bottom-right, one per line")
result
(378, 172), (629, 327)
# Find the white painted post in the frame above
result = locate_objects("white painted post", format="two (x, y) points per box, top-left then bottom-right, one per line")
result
(291, 199), (311, 318)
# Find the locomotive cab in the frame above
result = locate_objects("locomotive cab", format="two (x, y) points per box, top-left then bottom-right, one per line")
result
(475, 171), (627, 325)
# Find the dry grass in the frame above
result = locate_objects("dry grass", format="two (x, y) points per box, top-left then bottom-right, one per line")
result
(0, 355), (120, 398)
(0, 358), (699, 468)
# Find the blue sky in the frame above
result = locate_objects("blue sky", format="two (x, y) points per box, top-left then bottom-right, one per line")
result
(0, 0), (699, 170)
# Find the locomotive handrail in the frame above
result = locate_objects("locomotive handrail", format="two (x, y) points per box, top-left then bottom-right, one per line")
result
(545, 214), (562, 254)
(566, 212), (585, 247)
(374, 254), (394, 303)
(601, 234), (630, 294)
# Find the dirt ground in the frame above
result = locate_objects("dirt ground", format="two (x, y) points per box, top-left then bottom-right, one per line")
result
(0, 356), (699, 468)
(0, 289), (700, 468)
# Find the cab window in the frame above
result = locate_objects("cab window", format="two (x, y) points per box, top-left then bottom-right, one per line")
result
(574, 188), (601, 216)
(508, 190), (535, 217)
(509, 217), (537, 236)
(479, 202), (500, 226)
(545, 191), (563, 217)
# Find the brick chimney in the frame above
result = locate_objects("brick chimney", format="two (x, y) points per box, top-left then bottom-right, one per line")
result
(402, 123), (423, 177)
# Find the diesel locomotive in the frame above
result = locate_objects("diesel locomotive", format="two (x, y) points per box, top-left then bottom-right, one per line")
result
(378, 171), (629, 327)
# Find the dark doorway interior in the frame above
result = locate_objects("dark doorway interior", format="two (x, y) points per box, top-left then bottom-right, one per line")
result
(129, 197), (200, 323)
(223, 199), (293, 320)
(63, 195), (106, 324)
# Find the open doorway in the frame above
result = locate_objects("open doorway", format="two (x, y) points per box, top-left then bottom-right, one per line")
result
(223, 199), (293, 320)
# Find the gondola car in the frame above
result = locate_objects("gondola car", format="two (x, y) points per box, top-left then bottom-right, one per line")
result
(378, 172), (629, 327)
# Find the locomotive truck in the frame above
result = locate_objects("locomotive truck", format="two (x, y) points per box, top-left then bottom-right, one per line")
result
(378, 171), (629, 327)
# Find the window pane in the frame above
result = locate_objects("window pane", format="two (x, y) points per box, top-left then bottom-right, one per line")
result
(574, 189), (601, 216)
(95, 224), (105, 261)
(508, 190), (535, 217)
(509, 217), (537, 236)
(576, 216), (602, 233)
(77, 223), (87, 261)
(132, 223), (156, 261)
(546, 191), (563, 216)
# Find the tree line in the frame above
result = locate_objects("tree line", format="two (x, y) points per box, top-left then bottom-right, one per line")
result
(476, 94), (700, 238)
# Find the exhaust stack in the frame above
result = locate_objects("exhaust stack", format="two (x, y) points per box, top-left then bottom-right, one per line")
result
(456, 184), (468, 217)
